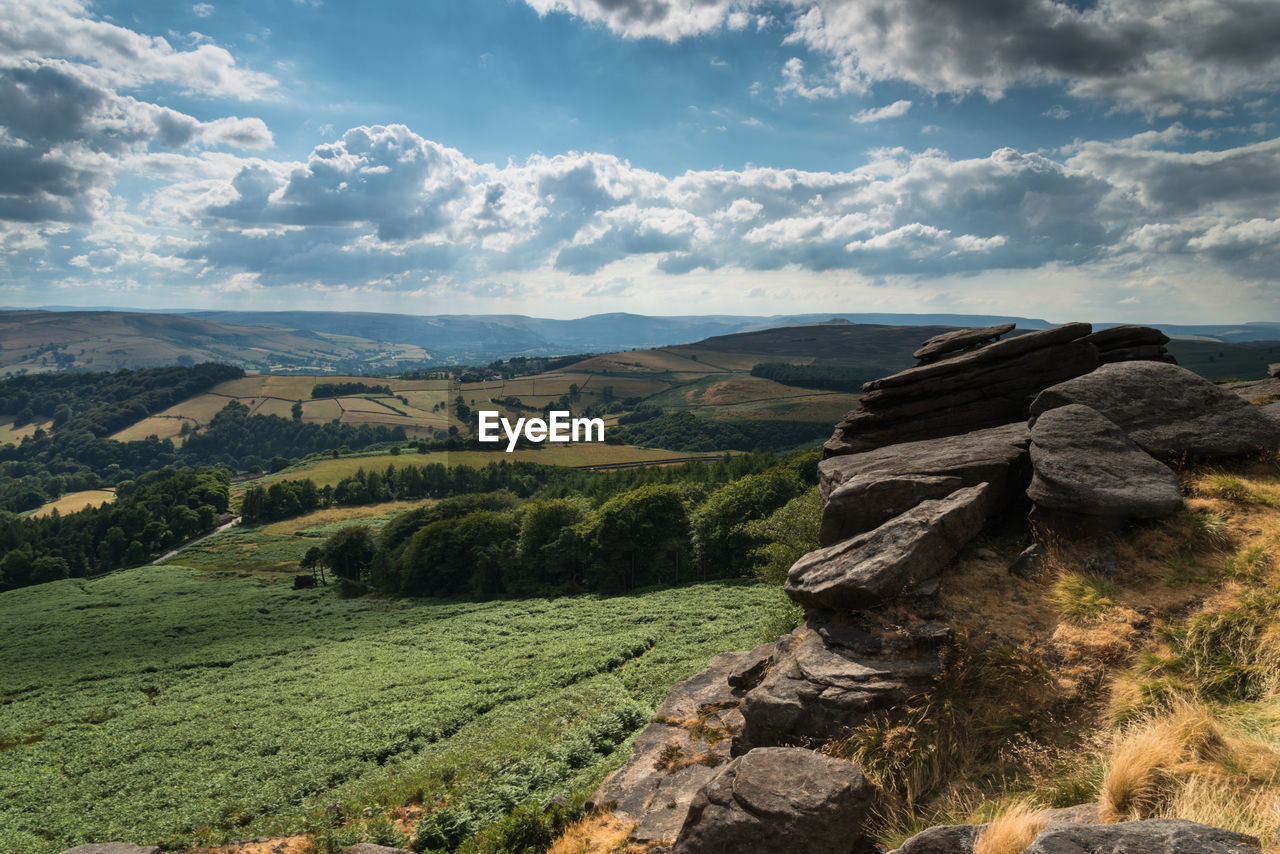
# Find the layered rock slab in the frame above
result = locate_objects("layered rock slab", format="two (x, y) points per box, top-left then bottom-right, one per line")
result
(739, 618), (949, 750)
(1031, 361), (1280, 459)
(789, 483), (999, 610)
(913, 322), (1015, 363)
(670, 747), (874, 854)
(1028, 404), (1184, 519)
(826, 324), (1095, 456)
(819, 423), (1029, 546)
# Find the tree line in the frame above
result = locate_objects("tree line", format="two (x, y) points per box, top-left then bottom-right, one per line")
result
(289, 451), (821, 599)
(748, 362), (879, 392)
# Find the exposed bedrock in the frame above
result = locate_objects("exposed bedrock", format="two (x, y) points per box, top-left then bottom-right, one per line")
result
(1031, 361), (1280, 460)
(1084, 324), (1176, 365)
(788, 483), (999, 610)
(1027, 404), (1184, 520)
(818, 423), (1029, 546)
(738, 616), (950, 751)
(1023, 819), (1259, 854)
(669, 747), (876, 854)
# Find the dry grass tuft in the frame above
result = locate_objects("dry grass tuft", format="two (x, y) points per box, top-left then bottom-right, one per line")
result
(1050, 573), (1119, 624)
(972, 802), (1051, 854)
(547, 812), (647, 854)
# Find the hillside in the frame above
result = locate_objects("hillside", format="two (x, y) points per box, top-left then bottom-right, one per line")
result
(0, 310), (431, 376)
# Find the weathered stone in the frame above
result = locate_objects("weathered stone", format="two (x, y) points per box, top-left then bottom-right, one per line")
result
(820, 474), (965, 546)
(342, 845), (414, 854)
(1031, 362), (1280, 459)
(740, 621), (944, 749)
(789, 483), (998, 610)
(1098, 344), (1175, 364)
(826, 336), (1095, 456)
(1271, 362), (1280, 378)
(589, 647), (759, 847)
(1008, 543), (1047, 579)
(864, 323), (1093, 392)
(1084, 324), (1169, 350)
(670, 747), (875, 854)
(890, 824), (980, 854)
(820, 423), (1030, 506)
(727, 641), (777, 689)
(887, 804), (1098, 854)
(1028, 404), (1184, 519)
(59, 847), (160, 854)
(1023, 819), (1259, 854)
(1225, 377), (1280, 405)
(1263, 401), (1280, 421)
(913, 323), (1016, 362)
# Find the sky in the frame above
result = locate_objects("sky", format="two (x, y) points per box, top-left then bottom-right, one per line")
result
(1, 0), (1278, 323)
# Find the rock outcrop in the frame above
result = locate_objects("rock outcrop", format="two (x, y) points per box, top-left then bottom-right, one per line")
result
(1027, 404), (1184, 519)
(1031, 361), (1280, 460)
(739, 616), (950, 750)
(592, 322), (1280, 853)
(788, 483), (998, 610)
(825, 323), (1098, 456)
(59, 846), (161, 854)
(1271, 362), (1280, 378)
(342, 845), (414, 854)
(670, 747), (874, 854)
(818, 423), (1029, 546)
(589, 646), (767, 846)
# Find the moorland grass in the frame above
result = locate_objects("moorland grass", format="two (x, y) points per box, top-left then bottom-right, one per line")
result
(0, 566), (784, 853)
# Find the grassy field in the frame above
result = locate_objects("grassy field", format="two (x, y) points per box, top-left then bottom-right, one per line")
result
(0, 416), (49, 445)
(26, 489), (117, 518)
(0, 562), (784, 853)
(1167, 339), (1279, 381)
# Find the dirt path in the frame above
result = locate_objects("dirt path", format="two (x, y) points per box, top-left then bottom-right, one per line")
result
(150, 516), (241, 565)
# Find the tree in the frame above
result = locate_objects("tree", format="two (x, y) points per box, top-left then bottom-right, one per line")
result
(322, 526), (376, 582)
(584, 484), (690, 591)
(691, 468), (805, 578)
(516, 498), (587, 590)
(291, 400), (303, 421)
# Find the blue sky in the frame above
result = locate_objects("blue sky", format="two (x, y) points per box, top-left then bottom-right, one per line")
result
(1, 0), (1279, 322)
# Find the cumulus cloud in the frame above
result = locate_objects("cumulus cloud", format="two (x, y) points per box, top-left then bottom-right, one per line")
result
(525, 0), (1280, 112)
(852, 99), (912, 123)
(0, 0), (277, 99)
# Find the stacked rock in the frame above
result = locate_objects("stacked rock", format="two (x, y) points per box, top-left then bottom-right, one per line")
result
(1082, 324), (1176, 364)
(825, 323), (1099, 456)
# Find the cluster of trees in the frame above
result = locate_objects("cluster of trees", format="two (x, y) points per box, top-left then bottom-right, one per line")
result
(302, 452), (820, 599)
(748, 362), (877, 392)
(606, 411), (832, 452)
(311, 381), (392, 399)
(0, 466), (230, 591)
(178, 401), (408, 468)
(241, 452), (799, 525)
(0, 364), (243, 435)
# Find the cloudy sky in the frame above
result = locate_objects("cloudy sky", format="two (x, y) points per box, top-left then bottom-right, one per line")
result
(1, 0), (1278, 322)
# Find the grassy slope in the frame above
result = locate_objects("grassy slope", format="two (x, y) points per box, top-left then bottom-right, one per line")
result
(0, 556), (784, 853)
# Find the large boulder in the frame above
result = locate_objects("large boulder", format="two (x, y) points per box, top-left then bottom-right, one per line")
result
(589, 644), (772, 846)
(1031, 361), (1280, 459)
(670, 747), (875, 854)
(1023, 819), (1258, 854)
(1028, 404), (1184, 519)
(59, 847), (160, 854)
(819, 423), (1030, 546)
(739, 618), (949, 749)
(788, 483), (998, 610)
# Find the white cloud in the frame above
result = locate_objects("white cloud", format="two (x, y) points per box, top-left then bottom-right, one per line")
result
(192, 3), (214, 18)
(522, 0), (751, 41)
(1043, 105), (1071, 120)
(852, 99), (912, 123)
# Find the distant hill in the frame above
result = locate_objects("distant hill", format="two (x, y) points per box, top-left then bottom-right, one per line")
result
(5, 306), (1279, 376)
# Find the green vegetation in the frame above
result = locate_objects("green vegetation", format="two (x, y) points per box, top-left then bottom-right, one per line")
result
(313, 381), (394, 399)
(0, 466), (229, 591)
(0, 565), (785, 854)
(749, 361), (878, 392)
(605, 410), (832, 451)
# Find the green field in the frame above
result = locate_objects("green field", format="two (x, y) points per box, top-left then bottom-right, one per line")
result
(0, 564), (784, 853)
